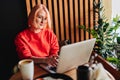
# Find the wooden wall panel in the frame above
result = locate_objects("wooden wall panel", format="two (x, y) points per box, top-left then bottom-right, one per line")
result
(25, 0), (31, 16)
(25, 0), (97, 43)
(37, 0), (41, 5)
(58, 0), (64, 40)
(84, 0), (89, 40)
(64, 0), (69, 41)
(74, 0), (79, 42)
(47, 0), (53, 29)
(69, 0), (74, 43)
(79, 0), (84, 41)
(89, 0), (94, 38)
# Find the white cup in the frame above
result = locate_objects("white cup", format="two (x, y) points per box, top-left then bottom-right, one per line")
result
(18, 59), (34, 80)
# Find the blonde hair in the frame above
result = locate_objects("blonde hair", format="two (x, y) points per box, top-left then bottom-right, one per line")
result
(28, 4), (51, 29)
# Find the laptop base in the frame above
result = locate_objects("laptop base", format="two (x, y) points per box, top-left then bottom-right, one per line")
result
(39, 64), (57, 73)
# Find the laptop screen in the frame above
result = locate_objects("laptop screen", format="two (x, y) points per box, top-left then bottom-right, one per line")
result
(56, 38), (96, 73)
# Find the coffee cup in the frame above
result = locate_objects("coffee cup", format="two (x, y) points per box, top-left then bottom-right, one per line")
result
(18, 59), (34, 80)
(77, 65), (90, 80)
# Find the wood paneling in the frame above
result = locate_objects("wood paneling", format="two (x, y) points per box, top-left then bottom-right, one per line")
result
(25, 0), (96, 43)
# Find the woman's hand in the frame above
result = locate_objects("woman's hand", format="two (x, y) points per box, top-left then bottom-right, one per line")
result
(45, 55), (59, 67)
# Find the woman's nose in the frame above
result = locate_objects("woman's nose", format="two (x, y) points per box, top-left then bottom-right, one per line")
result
(41, 18), (43, 23)
(41, 19), (43, 23)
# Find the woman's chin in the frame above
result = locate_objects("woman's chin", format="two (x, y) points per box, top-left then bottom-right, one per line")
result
(39, 25), (44, 28)
(37, 26), (43, 29)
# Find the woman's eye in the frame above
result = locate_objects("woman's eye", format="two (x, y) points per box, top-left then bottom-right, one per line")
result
(44, 17), (47, 20)
(38, 16), (42, 18)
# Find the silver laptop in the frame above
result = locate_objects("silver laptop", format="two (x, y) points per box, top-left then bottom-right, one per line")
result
(39, 38), (96, 73)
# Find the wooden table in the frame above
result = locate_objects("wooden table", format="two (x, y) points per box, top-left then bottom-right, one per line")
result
(9, 64), (76, 80)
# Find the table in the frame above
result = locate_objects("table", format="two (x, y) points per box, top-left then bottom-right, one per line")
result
(9, 64), (76, 80)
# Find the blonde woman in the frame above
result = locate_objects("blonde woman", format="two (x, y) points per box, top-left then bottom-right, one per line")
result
(14, 4), (59, 67)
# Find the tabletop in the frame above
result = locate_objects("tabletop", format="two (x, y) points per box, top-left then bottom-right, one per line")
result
(9, 64), (76, 80)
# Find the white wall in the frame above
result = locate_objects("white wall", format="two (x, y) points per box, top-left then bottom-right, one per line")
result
(112, 0), (120, 18)
(112, 0), (120, 36)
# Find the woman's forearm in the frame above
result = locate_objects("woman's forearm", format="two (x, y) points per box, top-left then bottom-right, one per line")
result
(30, 56), (46, 64)
(30, 55), (58, 67)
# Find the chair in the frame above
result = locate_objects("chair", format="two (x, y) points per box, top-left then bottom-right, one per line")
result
(91, 52), (120, 80)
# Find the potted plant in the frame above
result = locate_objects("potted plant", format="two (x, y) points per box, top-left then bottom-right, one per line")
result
(79, 0), (120, 70)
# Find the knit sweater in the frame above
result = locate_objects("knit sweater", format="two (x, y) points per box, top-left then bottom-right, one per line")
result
(14, 28), (59, 59)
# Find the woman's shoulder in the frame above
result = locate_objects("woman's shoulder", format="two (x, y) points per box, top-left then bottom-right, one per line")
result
(44, 28), (54, 33)
(43, 29), (56, 37)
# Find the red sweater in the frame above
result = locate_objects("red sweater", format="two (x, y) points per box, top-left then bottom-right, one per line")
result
(14, 28), (59, 59)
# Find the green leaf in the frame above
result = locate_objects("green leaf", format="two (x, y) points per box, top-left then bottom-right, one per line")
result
(97, 18), (103, 24)
(106, 57), (119, 64)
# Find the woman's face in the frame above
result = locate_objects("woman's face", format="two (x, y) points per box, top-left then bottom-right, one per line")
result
(34, 9), (47, 29)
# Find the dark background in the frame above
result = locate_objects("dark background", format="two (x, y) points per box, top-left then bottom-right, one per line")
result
(0, 0), (27, 79)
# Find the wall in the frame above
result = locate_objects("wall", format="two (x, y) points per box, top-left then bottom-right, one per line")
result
(26, 0), (96, 43)
(103, 0), (120, 37)
(112, 0), (120, 18)
(0, 0), (27, 79)
(112, 0), (120, 36)
(103, 0), (112, 23)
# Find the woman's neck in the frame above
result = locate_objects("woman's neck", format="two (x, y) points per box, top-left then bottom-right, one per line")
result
(29, 27), (42, 33)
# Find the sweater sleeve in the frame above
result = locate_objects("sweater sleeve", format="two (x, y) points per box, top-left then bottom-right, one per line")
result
(49, 30), (59, 55)
(14, 34), (32, 59)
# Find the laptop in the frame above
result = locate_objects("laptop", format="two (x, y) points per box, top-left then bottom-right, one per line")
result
(39, 38), (96, 73)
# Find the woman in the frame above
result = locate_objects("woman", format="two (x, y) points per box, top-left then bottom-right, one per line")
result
(14, 4), (59, 67)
